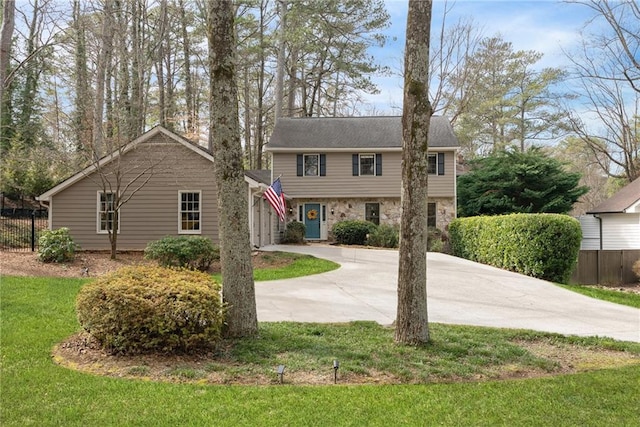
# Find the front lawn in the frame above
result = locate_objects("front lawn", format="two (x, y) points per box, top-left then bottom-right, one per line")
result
(1, 275), (639, 426)
(560, 283), (640, 308)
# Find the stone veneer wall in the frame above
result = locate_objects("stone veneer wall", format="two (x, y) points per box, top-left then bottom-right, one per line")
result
(290, 197), (455, 239)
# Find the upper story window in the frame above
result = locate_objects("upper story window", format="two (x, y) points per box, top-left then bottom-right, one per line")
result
(179, 191), (201, 234)
(352, 153), (382, 176)
(305, 154), (319, 176)
(97, 191), (119, 233)
(297, 154), (326, 176)
(428, 153), (445, 175)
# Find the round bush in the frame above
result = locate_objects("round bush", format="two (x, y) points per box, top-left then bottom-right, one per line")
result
(633, 259), (640, 282)
(282, 221), (306, 243)
(38, 227), (78, 263)
(144, 235), (219, 271)
(76, 266), (225, 354)
(366, 224), (399, 248)
(332, 220), (378, 245)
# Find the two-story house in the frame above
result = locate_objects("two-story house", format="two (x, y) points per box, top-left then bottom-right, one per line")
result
(266, 116), (460, 241)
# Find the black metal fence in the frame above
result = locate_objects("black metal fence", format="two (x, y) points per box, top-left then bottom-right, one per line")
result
(0, 209), (48, 252)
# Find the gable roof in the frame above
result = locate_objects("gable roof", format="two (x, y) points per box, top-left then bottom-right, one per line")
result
(266, 116), (459, 151)
(587, 178), (640, 214)
(244, 169), (271, 186)
(37, 126), (213, 202)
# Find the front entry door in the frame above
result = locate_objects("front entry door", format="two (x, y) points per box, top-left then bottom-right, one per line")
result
(304, 203), (321, 239)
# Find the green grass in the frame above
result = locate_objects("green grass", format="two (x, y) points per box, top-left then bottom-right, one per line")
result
(212, 251), (339, 283)
(2, 275), (640, 426)
(560, 284), (640, 308)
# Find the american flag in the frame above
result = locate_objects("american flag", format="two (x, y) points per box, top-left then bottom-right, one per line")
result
(263, 177), (286, 222)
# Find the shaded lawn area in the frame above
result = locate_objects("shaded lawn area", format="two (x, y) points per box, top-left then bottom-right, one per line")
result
(1, 276), (639, 426)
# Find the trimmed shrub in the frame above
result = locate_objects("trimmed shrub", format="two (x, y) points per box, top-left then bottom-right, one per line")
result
(428, 227), (448, 253)
(449, 213), (581, 283)
(37, 227), (78, 263)
(332, 220), (378, 245)
(76, 266), (224, 354)
(367, 224), (399, 248)
(144, 236), (219, 271)
(282, 221), (306, 243)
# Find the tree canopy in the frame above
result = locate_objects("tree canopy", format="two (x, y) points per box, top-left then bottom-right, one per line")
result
(457, 148), (588, 217)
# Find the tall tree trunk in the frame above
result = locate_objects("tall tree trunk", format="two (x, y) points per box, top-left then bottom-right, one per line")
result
(93, 1), (115, 158)
(395, 0), (432, 345)
(72, 0), (92, 153)
(0, 0), (15, 142)
(274, 0), (287, 120)
(254, 0), (266, 169)
(207, 0), (258, 338)
(179, 0), (195, 137)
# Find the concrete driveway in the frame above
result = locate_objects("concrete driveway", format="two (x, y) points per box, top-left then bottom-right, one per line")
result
(257, 244), (640, 343)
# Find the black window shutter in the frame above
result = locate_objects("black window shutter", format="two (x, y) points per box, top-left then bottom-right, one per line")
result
(376, 153), (382, 176)
(352, 154), (359, 176)
(297, 154), (303, 176)
(320, 154), (326, 176)
(437, 153), (445, 175)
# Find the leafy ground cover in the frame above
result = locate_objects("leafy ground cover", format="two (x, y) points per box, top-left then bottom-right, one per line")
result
(2, 275), (639, 426)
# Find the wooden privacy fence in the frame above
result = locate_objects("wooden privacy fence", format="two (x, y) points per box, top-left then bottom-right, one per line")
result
(571, 250), (640, 285)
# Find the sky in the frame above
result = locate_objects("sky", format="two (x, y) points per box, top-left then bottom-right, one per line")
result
(364, 0), (598, 113)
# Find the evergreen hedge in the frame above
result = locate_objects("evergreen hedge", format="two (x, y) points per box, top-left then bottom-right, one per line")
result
(449, 213), (581, 283)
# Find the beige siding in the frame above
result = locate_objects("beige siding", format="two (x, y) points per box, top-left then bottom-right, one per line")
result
(273, 150), (455, 198)
(51, 135), (218, 250)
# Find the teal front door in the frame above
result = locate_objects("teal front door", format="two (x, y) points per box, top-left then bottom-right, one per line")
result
(304, 203), (321, 239)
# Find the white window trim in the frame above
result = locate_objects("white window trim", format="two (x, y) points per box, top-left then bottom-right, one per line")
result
(178, 190), (202, 234)
(304, 154), (320, 177)
(96, 191), (120, 234)
(359, 153), (376, 176)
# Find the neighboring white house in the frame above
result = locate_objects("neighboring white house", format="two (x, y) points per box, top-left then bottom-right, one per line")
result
(581, 178), (640, 250)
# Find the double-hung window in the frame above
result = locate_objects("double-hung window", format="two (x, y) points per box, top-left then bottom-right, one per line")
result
(179, 191), (201, 234)
(297, 154), (326, 176)
(359, 154), (375, 176)
(98, 191), (119, 233)
(428, 153), (445, 175)
(352, 153), (382, 176)
(304, 154), (319, 176)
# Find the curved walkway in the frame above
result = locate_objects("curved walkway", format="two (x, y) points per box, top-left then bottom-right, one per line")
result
(257, 244), (640, 343)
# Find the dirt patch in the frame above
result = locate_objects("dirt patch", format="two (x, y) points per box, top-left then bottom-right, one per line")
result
(52, 332), (639, 386)
(0, 250), (291, 279)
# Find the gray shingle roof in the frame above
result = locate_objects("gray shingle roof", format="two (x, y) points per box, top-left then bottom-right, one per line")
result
(267, 116), (459, 150)
(587, 178), (640, 214)
(244, 169), (271, 185)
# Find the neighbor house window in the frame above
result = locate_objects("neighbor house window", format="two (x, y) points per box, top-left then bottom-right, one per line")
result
(365, 203), (380, 225)
(179, 191), (201, 234)
(353, 153), (382, 176)
(427, 202), (436, 228)
(97, 191), (119, 233)
(428, 153), (445, 175)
